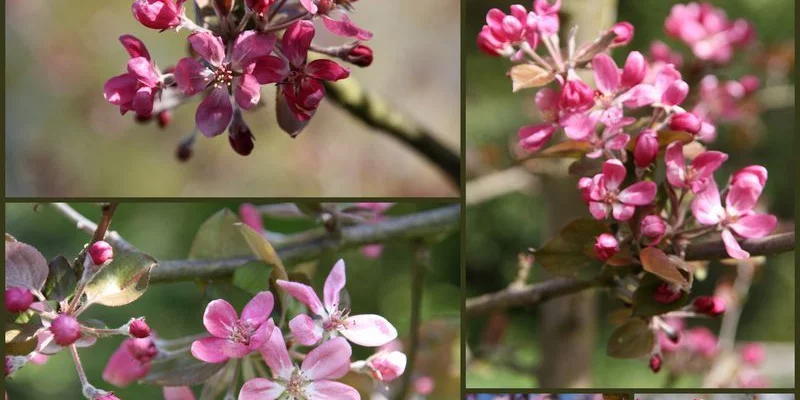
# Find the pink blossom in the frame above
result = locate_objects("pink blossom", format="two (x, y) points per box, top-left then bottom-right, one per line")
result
(5, 287), (33, 313)
(664, 2), (755, 64)
(298, 0), (372, 40)
(128, 319), (151, 339)
(620, 63), (688, 109)
(245, 0), (274, 17)
(89, 241), (114, 266)
(345, 44), (374, 67)
(592, 52), (648, 105)
(640, 215), (666, 244)
(693, 296), (726, 316)
(593, 233), (619, 261)
(684, 326), (719, 357)
(650, 41), (683, 68)
(653, 283), (681, 304)
(413, 376), (435, 395)
(104, 36), (164, 118)
(239, 333), (358, 400)
(365, 350), (407, 382)
(278, 259), (397, 347)
(132, 0), (186, 30)
(518, 88), (560, 152)
(50, 314), (81, 346)
(610, 22), (634, 46)
(239, 203), (264, 232)
(559, 73), (594, 111)
(740, 343), (766, 366)
(163, 386), (196, 400)
(103, 337), (158, 387)
(191, 291), (275, 363)
(562, 107), (633, 158)
(691, 172), (777, 259)
(355, 203), (394, 259)
(530, 0), (560, 35)
(665, 141), (728, 193)
(669, 112), (702, 134)
(174, 30), (282, 137)
(633, 129), (658, 167)
(586, 159), (657, 221)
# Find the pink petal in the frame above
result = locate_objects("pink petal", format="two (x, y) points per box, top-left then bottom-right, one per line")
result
(222, 340), (252, 358)
(621, 84), (658, 108)
(174, 57), (211, 95)
(203, 299), (237, 338)
(282, 20), (315, 67)
(288, 314), (323, 346)
(306, 380), (361, 400)
(604, 133), (630, 151)
(190, 337), (229, 363)
(301, 337), (352, 380)
(588, 201), (609, 220)
(275, 88), (311, 137)
(239, 378), (285, 400)
(188, 32), (226, 66)
(726, 181), (759, 216)
(103, 74), (138, 110)
(241, 291), (274, 327)
(275, 280), (325, 316)
(102, 340), (151, 387)
(234, 74), (262, 110)
(248, 319), (275, 350)
(729, 214), (777, 239)
(691, 150), (727, 181)
(601, 159), (626, 192)
(561, 112), (596, 141)
(665, 141), (687, 188)
(591, 53), (620, 95)
(653, 63), (681, 94)
(339, 314), (398, 347)
(163, 387), (196, 400)
(232, 30), (277, 68)
(127, 57), (158, 87)
(252, 56), (288, 85)
(721, 229), (750, 260)
(306, 59), (350, 82)
(518, 123), (556, 152)
(620, 51), (646, 88)
(691, 180), (724, 225)
(281, 78), (325, 122)
(618, 181), (656, 206)
(299, 0), (318, 14)
(259, 326), (293, 380)
(323, 259), (347, 312)
(196, 87), (234, 137)
(611, 203), (635, 221)
(661, 80), (689, 106)
(133, 86), (155, 117)
(321, 15), (373, 41)
(119, 35), (151, 60)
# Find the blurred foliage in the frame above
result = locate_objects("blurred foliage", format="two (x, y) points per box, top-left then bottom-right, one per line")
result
(5, 0), (459, 197)
(5, 202), (461, 399)
(466, 0), (795, 388)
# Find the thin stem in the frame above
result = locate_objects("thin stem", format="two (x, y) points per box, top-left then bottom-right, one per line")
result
(268, 0), (288, 21)
(718, 261), (754, 351)
(263, 12), (309, 32)
(50, 203), (136, 251)
(70, 345), (89, 388)
(67, 203), (120, 314)
(397, 242), (429, 400)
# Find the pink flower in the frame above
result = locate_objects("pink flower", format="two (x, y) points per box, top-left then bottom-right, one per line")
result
(174, 30), (282, 137)
(518, 88), (560, 152)
(191, 291), (275, 363)
(355, 203), (394, 259)
(664, 2), (755, 64)
(163, 386), (196, 400)
(344, 44), (373, 67)
(50, 314), (81, 346)
(691, 173), (777, 260)
(620, 63), (688, 108)
(5, 287), (33, 313)
(562, 107), (633, 158)
(128, 319), (151, 339)
(684, 327), (719, 357)
(103, 337), (158, 387)
(669, 112), (702, 134)
(559, 73), (594, 111)
(610, 22), (634, 46)
(640, 215), (666, 244)
(245, 0), (274, 17)
(89, 241), (114, 266)
(593, 233), (619, 261)
(740, 343), (766, 366)
(413, 376), (435, 395)
(665, 141), (728, 193)
(104, 36), (164, 118)
(132, 0), (186, 30)
(239, 333), (358, 400)
(365, 350), (407, 382)
(278, 259), (397, 347)
(586, 159), (657, 221)
(298, 0), (372, 40)
(633, 129), (658, 167)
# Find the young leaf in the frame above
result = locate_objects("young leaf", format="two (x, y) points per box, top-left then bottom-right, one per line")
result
(5, 322), (40, 356)
(84, 251), (157, 307)
(232, 263), (273, 295)
(639, 247), (690, 290)
(607, 318), (655, 359)
(5, 241), (49, 291)
(42, 255), (78, 302)
(509, 64), (554, 92)
(236, 224), (290, 320)
(535, 218), (608, 280)
(142, 349), (227, 386)
(189, 209), (253, 260)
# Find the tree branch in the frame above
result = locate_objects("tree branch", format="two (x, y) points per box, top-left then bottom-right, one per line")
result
(466, 232), (795, 316)
(323, 78), (461, 186)
(51, 203), (137, 251)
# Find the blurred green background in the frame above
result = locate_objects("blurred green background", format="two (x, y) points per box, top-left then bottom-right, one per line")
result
(465, 0), (795, 389)
(5, 202), (461, 399)
(4, 0), (459, 197)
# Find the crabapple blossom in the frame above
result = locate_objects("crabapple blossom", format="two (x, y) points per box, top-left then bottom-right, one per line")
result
(640, 215), (667, 244)
(669, 112), (702, 134)
(664, 2), (755, 64)
(649, 354), (662, 373)
(103, 36), (165, 118)
(239, 333), (358, 400)
(633, 129), (658, 167)
(163, 386), (196, 400)
(593, 233), (619, 261)
(278, 259), (397, 347)
(132, 0), (186, 30)
(128, 318), (151, 338)
(345, 45), (374, 67)
(50, 314), (82, 346)
(693, 296), (726, 316)
(586, 159), (657, 221)
(191, 291), (276, 363)
(5, 287), (34, 313)
(364, 350), (407, 382)
(665, 141), (728, 194)
(740, 343), (766, 366)
(298, 0), (373, 40)
(89, 241), (114, 266)
(103, 337), (158, 387)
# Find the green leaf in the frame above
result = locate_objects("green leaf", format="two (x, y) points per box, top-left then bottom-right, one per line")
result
(236, 224), (289, 320)
(5, 322), (40, 356)
(189, 209), (253, 260)
(535, 218), (609, 280)
(42, 255), (78, 302)
(232, 263), (273, 295)
(142, 349), (227, 386)
(632, 276), (691, 317)
(606, 318), (655, 359)
(639, 247), (690, 290)
(84, 250), (156, 307)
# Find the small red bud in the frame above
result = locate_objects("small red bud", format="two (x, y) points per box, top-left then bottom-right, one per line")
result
(157, 111), (171, 129)
(693, 296), (726, 316)
(611, 21), (634, 46)
(89, 241), (114, 266)
(51, 314), (82, 346)
(176, 137), (194, 162)
(229, 112), (255, 156)
(669, 112), (702, 134)
(640, 215), (667, 242)
(346, 45), (374, 67)
(739, 75), (760, 95)
(653, 283), (682, 304)
(5, 287), (34, 313)
(649, 354), (662, 373)
(129, 319), (151, 339)
(593, 233), (619, 261)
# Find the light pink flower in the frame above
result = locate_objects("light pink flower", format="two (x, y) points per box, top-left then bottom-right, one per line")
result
(518, 88), (560, 152)
(191, 291), (275, 363)
(239, 333), (358, 400)
(104, 35), (164, 118)
(103, 337), (158, 387)
(365, 350), (407, 382)
(278, 259), (397, 347)
(586, 159), (657, 221)
(174, 30), (281, 137)
(664, 2), (755, 64)
(740, 343), (766, 366)
(561, 107), (633, 158)
(691, 173), (777, 259)
(298, 0), (372, 40)
(665, 141), (728, 193)
(163, 386), (196, 400)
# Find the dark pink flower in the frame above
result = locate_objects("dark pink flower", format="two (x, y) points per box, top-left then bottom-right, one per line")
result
(299, 0), (372, 40)
(665, 141), (727, 193)
(89, 241), (114, 266)
(103, 337), (157, 387)
(669, 112), (702, 134)
(191, 291), (275, 363)
(586, 159), (657, 221)
(104, 36), (164, 117)
(132, 0), (186, 30)
(128, 319), (151, 339)
(691, 175), (777, 260)
(593, 233), (619, 261)
(278, 259), (397, 347)
(174, 30), (281, 137)
(240, 334), (358, 400)
(518, 88), (560, 152)
(5, 287), (33, 313)
(634, 129), (658, 167)
(559, 74), (594, 111)
(345, 44), (373, 67)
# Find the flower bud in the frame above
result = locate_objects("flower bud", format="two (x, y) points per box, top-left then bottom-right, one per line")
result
(620, 51), (646, 88)
(653, 283), (681, 304)
(413, 376), (435, 396)
(559, 77), (595, 110)
(649, 354), (662, 373)
(693, 296), (726, 316)
(246, 0), (272, 16)
(739, 75), (760, 95)
(365, 351), (406, 382)
(157, 111), (171, 129)
(5, 287), (34, 313)
(611, 22), (633, 46)
(640, 215), (666, 243)
(175, 136), (194, 162)
(593, 233), (619, 261)
(740, 343), (765, 366)
(213, 0), (234, 16)
(103, 337), (157, 387)
(577, 177), (593, 204)
(518, 124), (555, 153)
(669, 112), (701, 134)
(345, 44), (373, 67)
(129, 319), (151, 339)
(477, 26), (505, 57)
(132, 0), (184, 30)
(634, 129), (658, 167)
(229, 112), (255, 156)
(51, 314), (82, 346)
(95, 394), (121, 400)
(89, 241), (114, 266)
(661, 80), (689, 106)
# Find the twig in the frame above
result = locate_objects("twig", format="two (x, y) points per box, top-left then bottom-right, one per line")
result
(684, 232), (794, 261)
(50, 203), (137, 251)
(322, 78), (461, 186)
(396, 242), (429, 400)
(69, 345), (89, 388)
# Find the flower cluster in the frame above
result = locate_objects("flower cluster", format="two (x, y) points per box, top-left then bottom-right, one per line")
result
(104, 0), (374, 159)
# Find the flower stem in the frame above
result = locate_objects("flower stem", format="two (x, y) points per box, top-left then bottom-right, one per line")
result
(70, 345), (89, 388)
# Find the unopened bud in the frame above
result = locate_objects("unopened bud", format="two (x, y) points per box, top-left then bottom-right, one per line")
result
(229, 111), (255, 156)
(51, 314), (82, 346)
(649, 354), (662, 373)
(640, 215), (666, 242)
(593, 233), (619, 261)
(653, 283), (681, 304)
(669, 112), (701, 134)
(345, 44), (373, 67)
(157, 111), (171, 129)
(89, 241), (114, 266)
(611, 22), (634, 46)
(634, 129), (658, 167)
(128, 319), (151, 339)
(693, 296), (726, 316)
(5, 287), (34, 313)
